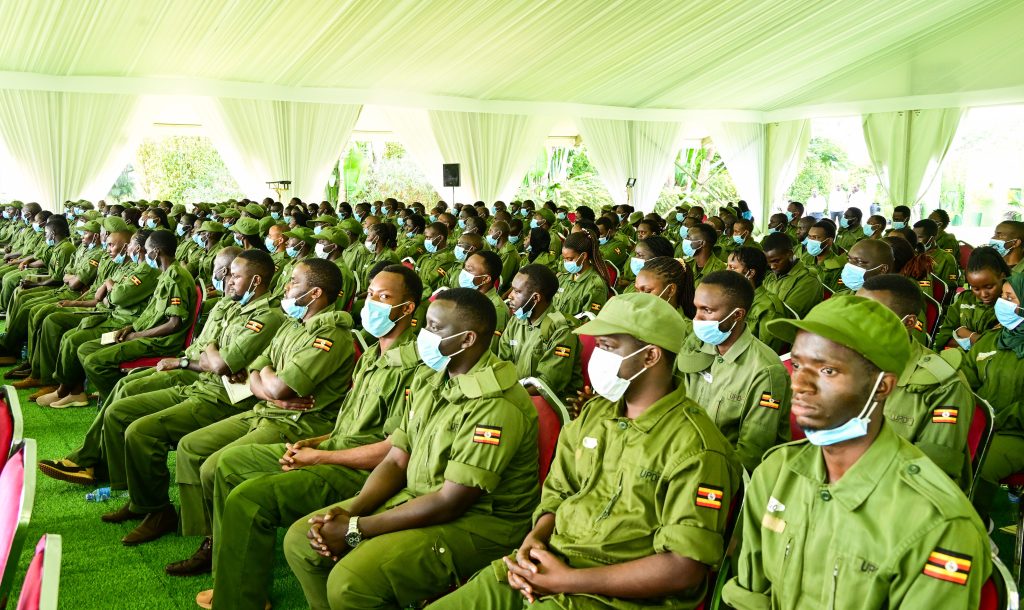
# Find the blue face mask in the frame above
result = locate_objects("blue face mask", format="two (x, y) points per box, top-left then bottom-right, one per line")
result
(862, 225), (874, 237)
(682, 239), (699, 258)
(529, 219), (540, 230)
(989, 238), (1013, 257)
(485, 235), (498, 248)
(233, 235), (244, 246)
(429, 214), (437, 223)
(454, 245), (468, 262)
(406, 231), (417, 239)
(891, 221), (906, 230)
(995, 298), (1024, 330)
(804, 373), (885, 446)
(424, 237), (439, 254)
(371, 206), (380, 215)
(520, 209), (529, 217)
(237, 276), (259, 306)
(146, 219), (157, 229)
(629, 257), (645, 276)
(313, 225), (324, 235)
(264, 237), (276, 251)
(675, 212), (685, 222)
(23, 217), (31, 225)
(354, 212), (364, 222)
(805, 238), (825, 256)
(360, 298), (409, 338)
(281, 288), (315, 320)
(285, 246), (300, 259)
(87, 241), (96, 250)
(146, 253), (159, 269)
(508, 234), (520, 244)
(840, 217), (851, 229)
(223, 221), (233, 229)
(46, 238), (55, 247)
(741, 211), (753, 220)
(556, 213), (566, 221)
(784, 211), (794, 222)
(598, 236), (608, 246)
(33, 224), (43, 233)
(693, 309), (738, 346)
(213, 276), (224, 292)
(459, 268), (487, 289)
(512, 293), (536, 322)
(175, 225), (186, 237)
(458, 219), (467, 230)
(2, 212), (9, 220)
(563, 254), (583, 274)
(768, 226), (781, 234)
(678, 226), (688, 239)
(416, 329), (469, 371)
(954, 335), (973, 351)
(271, 212), (281, 220)
(840, 262), (878, 291)
(732, 234), (746, 245)
(130, 252), (140, 264)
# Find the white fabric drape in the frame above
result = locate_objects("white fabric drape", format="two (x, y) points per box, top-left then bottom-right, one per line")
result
(576, 118), (682, 211)
(764, 120), (811, 212)
(862, 108), (964, 206)
(0, 89), (139, 209)
(428, 110), (553, 203)
(381, 107), (446, 199)
(205, 98), (362, 202)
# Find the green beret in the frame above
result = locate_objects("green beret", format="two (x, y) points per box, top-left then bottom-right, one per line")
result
(283, 226), (315, 246)
(101, 216), (131, 233)
(628, 211), (644, 223)
(77, 220), (101, 233)
(244, 203), (266, 218)
(574, 292), (686, 353)
(306, 215), (339, 228)
(199, 221), (226, 234)
(767, 295), (910, 374)
(83, 211), (101, 221)
(316, 227), (350, 249)
(231, 217), (261, 236)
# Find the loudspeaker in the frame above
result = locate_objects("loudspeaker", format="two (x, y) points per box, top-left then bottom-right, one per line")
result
(443, 163), (461, 187)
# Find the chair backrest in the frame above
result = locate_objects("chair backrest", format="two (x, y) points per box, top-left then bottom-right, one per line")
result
(979, 554), (1019, 610)
(400, 257), (416, 270)
(0, 439), (36, 606)
(605, 262), (619, 288)
(778, 354), (803, 441)
(929, 273), (948, 304)
(0, 386), (22, 473)
(184, 283), (204, 348)
(820, 282), (834, 301)
(781, 301), (800, 320)
(958, 241), (974, 270)
(968, 397), (996, 500)
(577, 332), (596, 389)
(15, 534), (61, 610)
(530, 396), (562, 484)
(922, 293), (942, 346)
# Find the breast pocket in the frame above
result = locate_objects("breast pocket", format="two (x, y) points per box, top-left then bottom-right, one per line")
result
(827, 553), (886, 610)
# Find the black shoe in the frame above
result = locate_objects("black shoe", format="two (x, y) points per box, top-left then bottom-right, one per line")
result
(165, 537), (212, 576)
(38, 458), (96, 486)
(122, 505), (178, 545)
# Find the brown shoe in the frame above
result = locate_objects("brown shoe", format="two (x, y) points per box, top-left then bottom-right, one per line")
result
(12, 376), (45, 389)
(166, 536), (212, 576)
(122, 505), (178, 546)
(101, 501), (146, 524)
(38, 458), (95, 486)
(29, 386), (58, 401)
(3, 366), (29, 380)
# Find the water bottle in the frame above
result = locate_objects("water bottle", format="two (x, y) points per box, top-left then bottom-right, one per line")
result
(85, 487), (111, 502)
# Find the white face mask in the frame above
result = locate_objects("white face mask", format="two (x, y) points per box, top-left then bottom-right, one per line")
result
(587, 344), (652, 402)
(314, 243), (333, 259)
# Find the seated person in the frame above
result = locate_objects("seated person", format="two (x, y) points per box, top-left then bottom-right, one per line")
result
(934, 246), (1006, 350)
(792, 216), (816, 258)
(458, 250), (510, 351)
(622, 235), (674, 293)
(801, 219), (846, 290)
(836, 205), (867, 252)
(862, 214), (887, 239)
(989, 219), (1024, 274)
(486, 220), (520, 292)
(762, 232), (822, 318)
(914, 219), (960, 289)
(677, 271), (791, 472)
(430, 292), (740, 610)
(728, 246), (787, 353)
(723, 296), (991, 609)
(837, 238), (893, 294)
(524, 227), (558, 274)
(930, 209), (960, 259)
(283, 288), (539, 609)
(680, 223), (725, 287)
(551, 232), (610, 320)
(633, 256), (695, 334)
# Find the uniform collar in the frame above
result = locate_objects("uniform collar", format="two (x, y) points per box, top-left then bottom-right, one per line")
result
(430, 350), (516, 399)
(372, 326), (417, 369)
(238, 291), (271, 314)
(602, 382), (687, 433)
(698, 325), (753, 364)
(794, 423), (901, 511)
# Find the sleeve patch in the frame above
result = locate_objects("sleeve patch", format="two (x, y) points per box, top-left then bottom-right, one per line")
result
(410, 318), (418, 327)
(914, 320), (925, 332)
(949, 274), (958, 280)
(919, 280), (931, 287)
(923, 548), (971, 585)
(311, 337), (333, 352)
(932, 407), (958, 424)
(473, 425), (502, 445)
(759, 393), (780, 409)
(244, 319), (264, 333)
(89, 259), (98, 267)
(590, 302), (602, 312)
(696, 483), (724, 510)
(130, 275), (141, 286)
(169, 297), (182, 306)
(554, 345), (572, 358)
(436, 268), (447, 276)
(493, 329), (502, 337)
(404, 388), (411, 402)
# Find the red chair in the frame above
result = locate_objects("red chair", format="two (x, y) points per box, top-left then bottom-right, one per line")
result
(820, 282), (834, 301)
(400, 257), (416, 270)
(577, 332), (596, 390)
(352, 335), (367, 363)
(605, 262), (619, 289)
(0, 385), (22, 473)
(968, 397), (995, 501)
(119, 283), (204, 371)
(922, 293), (943, 347)
(958, 241), (974, 270)
(929, 272), (948, 305)
(778, 354), (804, 441)
(705, 477), (746, 610)
(15, 534), (61, 610)
(1000, 468), (1024, 589)
(0, 439), (36, 607)
(529, 395), (562, 484)
(979, 555), (1018, 610)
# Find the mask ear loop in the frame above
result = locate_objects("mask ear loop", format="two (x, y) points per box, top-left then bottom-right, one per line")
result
(718, 308), (741, 333)
(389, 300), (412, 323)
(441, 329), (471, 360)
(621, 345), (654, 382)
(856, 371), (887, 422)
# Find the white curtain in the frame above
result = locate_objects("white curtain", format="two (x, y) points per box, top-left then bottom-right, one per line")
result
(862, 108), (964, 207)
(428, 110), (553, 203)
(381, 107), (446, 199)
(0, 89), (140, 209)
(764, 120), (811, 212)
(205, 98), (362, 202)
(576, 118), (682, 211)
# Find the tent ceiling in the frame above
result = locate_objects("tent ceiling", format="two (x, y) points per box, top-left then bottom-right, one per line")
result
(0, 0), (1022, 116)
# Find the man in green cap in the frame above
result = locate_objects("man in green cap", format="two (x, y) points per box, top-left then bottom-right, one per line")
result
(313, 226), (355, 310)
(268, 226), (313, 303)
(857, 274), (975, 489)
(194, 220), (228, 285)
(230, 217), (262, 250)
(307, 215), (338, 236)
(242, 203), (266, 219)
(281, 287), (538, 610)
(430, 291), (740, 610)
(722, 295), (991, 609)
(677, 270), (792, 472)
(0, 215), (77, 310)
(187, 265), (423, 608)
(762, 232), (823, 318)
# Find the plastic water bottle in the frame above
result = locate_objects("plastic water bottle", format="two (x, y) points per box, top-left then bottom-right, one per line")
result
(19, 345), (26, 361)
(85, 487), (111, 502)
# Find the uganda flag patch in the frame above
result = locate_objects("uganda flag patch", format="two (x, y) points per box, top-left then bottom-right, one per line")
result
(590, 302), (602, 312)
(169, 297), (182, 306)
(89, 259), (98, 267)
(923, 548), (972, 585)
(837, 278), (845, 286)
(949, 274), (957, 281)
(130, 275), (141, 286)
(312, 337), (333, 352)
(244, 319), (264, 333)
(696, 484), (724, 510)
(437, 268), (447, 277)
(473, 425), (502, 446)
(759, 393), (780, 409)
(410, 318), (418, 327)
(932, 407), (958, 424)
(914, 320), (925, 332)
(493, 329), (503, 337)
(919, 280), (931, 288)
(404, 388), (411, 402)
(554, 345), (571, 358)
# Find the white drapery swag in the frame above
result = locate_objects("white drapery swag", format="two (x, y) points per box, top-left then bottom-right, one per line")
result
(576, 118), (682, 211)
(862, 108), (964, 207)
(205, 98), (362, 202)
(428, 110), (553, 203)
(0, 89), (140, 209)
(764, 120), (811, 214)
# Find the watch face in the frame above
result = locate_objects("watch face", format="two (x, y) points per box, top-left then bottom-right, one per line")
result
(345, 531), (360, 547)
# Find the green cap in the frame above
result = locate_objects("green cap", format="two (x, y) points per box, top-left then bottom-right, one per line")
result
(170, 204), (186, 216)
(338, 218), (362, 236)
(258, 216), (276, 235)
(767, 295), (910, 374)
(283, 226), (315, 246)
(199, 220), (226, 234)
(316, 227), (350, 249)
(306, 215), (339, 228)
(536, 209), (556, 227)
(244, 203), (266, 218)
(5, 201), (22, 209)
(193, 202), (213, 213)
(231, 217), (261, 236)
(101, 216), (131, 233)
(628, 211), (644, 223)
(574, 292), (685, 353)
(219, 208), (240, 219)
(77, 220), (101, 234)
(75, 201), (95, 211)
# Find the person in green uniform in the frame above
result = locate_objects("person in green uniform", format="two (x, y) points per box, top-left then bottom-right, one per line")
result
(357, 222), (400, 297)
(279, 287), (538, 610)
(891, 204), (911, 230)
(230, 217), (263, 251)
(836, 206), (867, 252)
(595, 216), (628, 273)
(989, 220), (1024, 274)
(486, 220), (520, 293)
(429, 291), (741, 610)
(186, 265), (423, 608)
(633, 256), (695, 333)
(934, 246), (1006, 350)
(396, 213), (427, 262)
(862, 214), (887, 240)
(836, 238), (893, 294)
(0, 216), (77, 311)
(552, 232), (610, 321)
(621, 236), (674, 293)
(524, 228), (559, 276)
(723, 295), (992, 609)
(914, 219), (960, 289)
(193, 220), (228, 286)
(727, 217), (760, 257)
(268, 226), (313, 303)
(677, 271), (791, 472)
(173, 259), (357, 549)
(264, 222), (289, 271)
(802, 219), (847, 291)
(792, 216), (816, 259)
(313, 227), (355, 311)
(728, 247), (787, 353)
(415, 222), (459, 297)
(500, 264), (583, 398)
(307, 214), (338, 237)
(858, 274), (975, 490)
(0, 213), (63, 310)
(459, 250), (511, 351)
(929, 209), (960, 259)
(762, 232), (823, 318)
(681, 223), (726, 288)
(786, 201), (804, 237)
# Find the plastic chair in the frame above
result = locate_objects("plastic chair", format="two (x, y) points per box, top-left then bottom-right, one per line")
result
(119, 283), (204, 370)
(528, 394), (562, 485)
(781, 301), (800, 320)
(521, 377), (571, 424)
(577, 332), (596, 389)
(0, 386), (22, 473)
(980, 554), (1020, 610)
(400, 257), (416, 270)
(706, 473), (747, 610)
(605, 262), (619, 288)
(923, 293), (943, 347)
(968, 397), (996, 501)
(930, 272), (950, 305)
(15, 534), (61, 610)
(778, 354), (803, 441)
(0, 439), (36, 607)
(959, 241), (974, 270)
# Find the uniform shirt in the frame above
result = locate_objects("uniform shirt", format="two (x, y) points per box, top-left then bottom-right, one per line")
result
(749, 285), (787, 354)
(678, 326), (792, 472)
(884, 341), (974, 489)
(195, 245), (222, 284)
(484, 288), (511, 353)
(64, 243), (106, 288)
(41, 238), (76, 279)
(104, 262), (160, 324)
(249, 308), (356, 425)
(552, 266), (608, 321)
(497, 308), (583, 397)
(392, 351), (539, 546)
(528, 250), (560, 276)
(933, 291), (997, 351)
(936, 232), (959, 260)
(835, 226), (865, 252)
(495, 241), (520, 292)
(959, 330), (1024, 434)
(688, 254), (727, 288)
(358, 248), (400, 288)
(414, 249), (458, 298)
(723, 424), (991, 609)
(395, 234), (426, 261)
(321, 328), (421, 452)
(599, 236), (628, 271)
(763, 259), (822, 318)
(802, 248), (846, 292)
(130, 262), (196, 351)
(329, 257), (357, 312)
(927, 247), (960, 288)
(269, 256), (298, 303)
(341, 241), (369, 275)
(523, 383), (739, 610)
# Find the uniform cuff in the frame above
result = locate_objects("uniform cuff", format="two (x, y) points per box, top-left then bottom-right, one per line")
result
(391, 428), (411, 453)
(655, 523), (724, 567)
(444, 460), (501, 492)
(722, 579), (772, 610)
(276, 366), (315, 396)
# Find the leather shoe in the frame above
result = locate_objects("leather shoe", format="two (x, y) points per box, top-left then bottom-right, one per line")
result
(165, 536), (212, 576)
(3, 367), (28, 380)
(122, 505), (178, 546)
(38, 458), (95, 486)
(101, 501), (146, 524)
(29, 386), (58, 400)
(12, 377), (45, 389)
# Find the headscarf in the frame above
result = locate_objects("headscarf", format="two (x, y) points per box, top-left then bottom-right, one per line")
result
(997, 273), (1024, 359)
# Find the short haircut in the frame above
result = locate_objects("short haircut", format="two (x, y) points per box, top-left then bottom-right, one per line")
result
(812, 219), (837, 239)
(733, 217), (753, 233)
(913, 219), (938, 238)
(236, 249), (275, 281)
(639, 235), (675, 258)
(701, 270), (755, 311)
(147, 229), (177, 256)
(882, 236), (914, 273)
(427, 221), (449, 239)
(846, 207), (864, 220)
(789, 201), (804, 214)
(473, 250), (503, 283)
(465, 216), (487, 235)
(762, 232), (793, 254)
(406, 213), (426, 232)
(379, 264), (424, 308)
(133, 228), (153, 247)
(433, 287), (498, 340)
(576, 206), (595, 221)
(595, 217), (613, 232)
(367, 260), (392, 281)
(893, 205), (912, 218)
(967, 246), (1012, 277)
(299, 258), (343, 305)
(730, 246), (769, 287)
(862, 273), (924, 318)
(931, 209), (951, 226)
(518, 264), (559, 302)
(999, 220), (1024, 239)
(528, 227), (551, 255)
(692, 223), (717, 245)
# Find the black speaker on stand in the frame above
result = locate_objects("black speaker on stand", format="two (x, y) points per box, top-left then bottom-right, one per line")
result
(443, 163), (461, 205)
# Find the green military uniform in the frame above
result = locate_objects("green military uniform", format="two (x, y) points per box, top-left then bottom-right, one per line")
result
(835, 226), (865, 252)
(176, 308), (357, 536)
(802, 247), (847, 292)
(599, 235), (628, 272)
(396, 233), (426, 261)
(927, 246), (960, 288)
(933, 291), (997, 351)
(763, 259), (822, 318)
(283, 351), (539, 610)
(728, 235), (762, 257)
(0, 236), (76, 309)
(936, 231), (960, 261)
(749, 285), (787, 353)
(358, 248), (400, 290)
(551, 267), (608, 321)
(495, 241), (521, 292)
(677, 326), (792, 472)
(485, 287), (511, 352)
(688, 253), (726, 288)
(497, 308), (583, 397)
(209, 329), (421, 610)
(415, 248), (459, 297)
(528, 250), (559, 276)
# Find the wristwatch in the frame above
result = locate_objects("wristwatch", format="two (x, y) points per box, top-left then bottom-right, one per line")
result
(345, 516), (363, 548)
(179, 357), (189, 369)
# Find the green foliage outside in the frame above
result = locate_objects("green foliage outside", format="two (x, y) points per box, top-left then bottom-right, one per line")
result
(654, 141), (739, 215)
(335, 141), (441, 204)
(127, 136), (243, 204)
(516, 145), (617, 209)
(105, 165), (135, 203)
